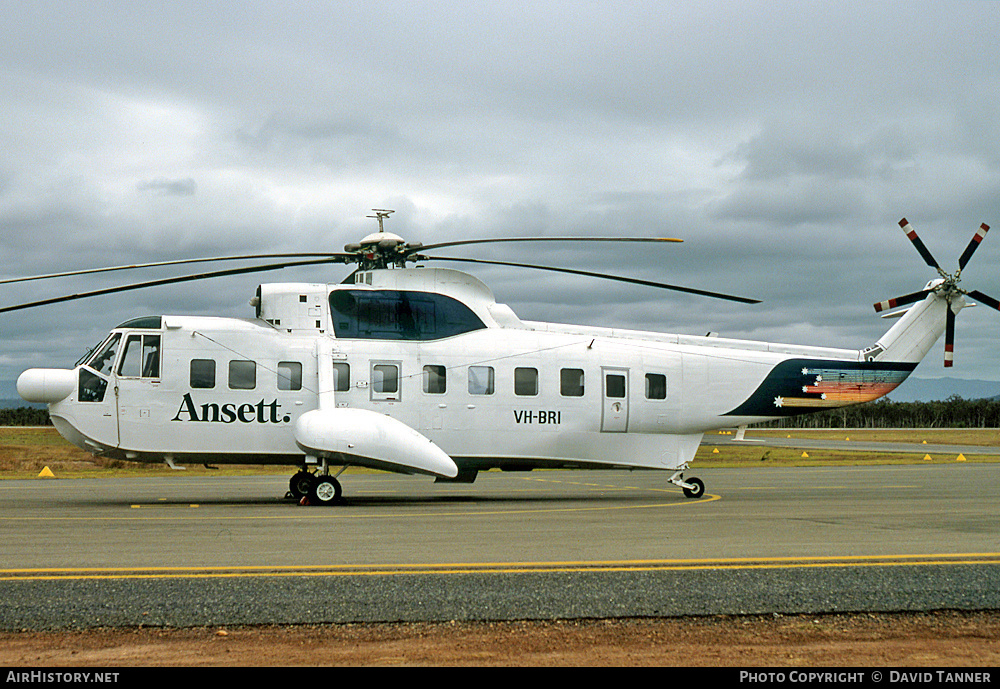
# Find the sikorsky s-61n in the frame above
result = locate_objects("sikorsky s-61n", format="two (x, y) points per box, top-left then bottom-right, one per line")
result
(10, 213), (998, 504)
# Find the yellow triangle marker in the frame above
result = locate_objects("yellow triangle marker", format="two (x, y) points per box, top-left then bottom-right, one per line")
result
(801, 451), (809, 458)
(845, 437), (850, 441)
(37, 466), (55, 478)
(923, 454), (933, 461)
(922, 440), (927, 444)
(956, 454), (967, 462)
(712, 448), (719, 454)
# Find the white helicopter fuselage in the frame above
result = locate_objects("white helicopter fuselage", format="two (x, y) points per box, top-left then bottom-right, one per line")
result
(19, 266), (947, 484)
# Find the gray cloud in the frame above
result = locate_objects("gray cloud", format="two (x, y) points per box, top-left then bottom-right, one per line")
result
(137, 178), (197, 196)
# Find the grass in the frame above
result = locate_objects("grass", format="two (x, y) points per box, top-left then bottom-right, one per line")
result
(1, 426), (998, 479)
(697, 427), (1000, 466)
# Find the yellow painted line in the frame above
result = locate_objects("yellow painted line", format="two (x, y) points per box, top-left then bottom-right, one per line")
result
(130, 504), (200, 509)
(2, 552), (998, 582)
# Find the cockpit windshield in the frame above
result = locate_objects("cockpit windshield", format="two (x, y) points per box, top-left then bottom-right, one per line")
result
(84, 333), (121, 375)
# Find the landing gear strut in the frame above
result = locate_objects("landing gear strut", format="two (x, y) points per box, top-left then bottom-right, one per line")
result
(669, 467), (706, 499)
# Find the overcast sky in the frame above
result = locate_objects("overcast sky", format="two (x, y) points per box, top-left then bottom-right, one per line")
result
(2, 1), (1000, 397)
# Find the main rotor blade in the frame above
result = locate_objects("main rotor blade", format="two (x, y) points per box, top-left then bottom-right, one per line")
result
(424, 255), (760, 304)
(958, 223), (991, 270)
(873, 289), (930, 313)
(898, 218), (942, 271)
(944, 304), (955, 368)
(0, 253), (350, 286)
(410, 236), (683, 255)
(968, 289), (1000, 311)
(0, 257), (345, 314)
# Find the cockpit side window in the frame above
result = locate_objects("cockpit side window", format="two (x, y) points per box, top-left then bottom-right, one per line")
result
(86, 333), (121, 376)
(117, 334), (161, 379)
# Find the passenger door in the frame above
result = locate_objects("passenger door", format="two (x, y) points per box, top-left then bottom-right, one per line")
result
(601, 367), (629, 432)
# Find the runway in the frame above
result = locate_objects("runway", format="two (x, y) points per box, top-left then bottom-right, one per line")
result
(1, 463), (998, 630)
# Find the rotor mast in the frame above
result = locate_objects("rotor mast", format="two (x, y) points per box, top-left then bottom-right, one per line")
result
(367, 209), (394, 233)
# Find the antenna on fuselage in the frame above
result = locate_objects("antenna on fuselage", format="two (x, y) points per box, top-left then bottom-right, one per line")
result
(367, 209), (394, 233)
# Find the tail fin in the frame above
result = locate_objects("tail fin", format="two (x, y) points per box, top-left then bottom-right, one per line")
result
(871, 289), (953, 364)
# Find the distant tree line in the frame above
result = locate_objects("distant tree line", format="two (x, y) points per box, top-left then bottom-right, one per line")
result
(758, 396), (1000, 429)
(1, 407), (52, 426)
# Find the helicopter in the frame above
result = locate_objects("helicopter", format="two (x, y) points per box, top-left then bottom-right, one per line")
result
(9, 212), (999, 505)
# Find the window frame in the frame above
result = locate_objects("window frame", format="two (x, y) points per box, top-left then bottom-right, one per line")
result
(190, 359), (216, 389)
(277, 361), (303, 391)
(371, 361), (402, 401)
(514, 367), (539, 397)
(422, 364), (447, 394)
(468, 365), (495, 396)
(645, 373), (668, 400)
(560, 368), (585, 397)
(117, 334), (161, 379)
(228, 360), (257, 390)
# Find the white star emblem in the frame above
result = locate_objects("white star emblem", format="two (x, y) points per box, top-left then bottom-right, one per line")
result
(774, 396), (784, 408)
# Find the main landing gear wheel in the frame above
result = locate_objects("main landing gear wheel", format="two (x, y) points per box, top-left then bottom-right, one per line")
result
(682, 477), (705, 499)
(309, 475), (343, 506)
(288, 470), (315, 500)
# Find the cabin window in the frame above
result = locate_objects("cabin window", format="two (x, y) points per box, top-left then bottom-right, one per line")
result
(514, 367), (538, 396)
(117, 334), (160, 378)
(373, 364), (399, 394)
(422, 365), (447, 394)
(468, 366), (495, 395)
(560, 368), (585, 397)
(645, 373), (667, 400)
(86, 333), (121, 376)
(278, 361), (303, 391)
(333, 362), (350, 392)
(190, 359), (216, 389)
(606, 373), (626, 399)
(328, 289), (486, 340)
(229, 360), (257, 390)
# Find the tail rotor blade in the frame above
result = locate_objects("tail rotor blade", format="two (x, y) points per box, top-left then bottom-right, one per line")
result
(944, 305), (955, 367)
(899, 218), (941, 270)
(873, 289), (929, 313)
(958, 223), (991, 270)
(968, 289), (1000, 311)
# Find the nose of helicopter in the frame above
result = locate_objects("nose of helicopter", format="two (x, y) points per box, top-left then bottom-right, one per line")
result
(17, 368), (76, 404)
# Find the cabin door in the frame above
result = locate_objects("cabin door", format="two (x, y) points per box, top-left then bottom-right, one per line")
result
(601, 367), (629, 432)
(114, 332), (163, 452)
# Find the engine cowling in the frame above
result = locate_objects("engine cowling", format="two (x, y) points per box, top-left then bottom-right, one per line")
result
(294, 407), (458, 478)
